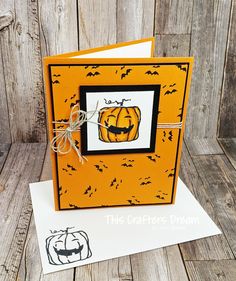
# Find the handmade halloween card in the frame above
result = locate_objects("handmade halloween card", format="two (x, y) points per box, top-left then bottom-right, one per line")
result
(43, 38), (193, 210)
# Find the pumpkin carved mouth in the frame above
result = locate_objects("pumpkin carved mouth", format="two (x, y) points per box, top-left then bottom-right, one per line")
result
(105, 121), (134, 134)
(53, 245), (84, 256)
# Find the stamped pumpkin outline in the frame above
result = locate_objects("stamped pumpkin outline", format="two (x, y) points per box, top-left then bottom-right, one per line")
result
(98, 105), (141, 143)
(45, 227), (92, 265)
(80, 84), (160, 155)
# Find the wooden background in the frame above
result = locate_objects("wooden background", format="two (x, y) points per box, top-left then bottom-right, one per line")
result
(1, 1), (236, 281)
(0, 0), (235, 145)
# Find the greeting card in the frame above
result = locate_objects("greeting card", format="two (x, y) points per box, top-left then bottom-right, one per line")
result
(43, 38), (193, 210)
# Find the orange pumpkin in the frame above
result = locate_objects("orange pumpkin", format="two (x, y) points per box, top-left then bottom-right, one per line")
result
(46, 228), (92, 265)
(98, 106), (141, 142)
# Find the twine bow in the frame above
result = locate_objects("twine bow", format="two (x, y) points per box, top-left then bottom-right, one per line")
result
(51, 103), (107, 164)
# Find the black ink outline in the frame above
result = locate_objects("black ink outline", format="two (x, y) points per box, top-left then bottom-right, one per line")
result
(80, 85), (160, 155)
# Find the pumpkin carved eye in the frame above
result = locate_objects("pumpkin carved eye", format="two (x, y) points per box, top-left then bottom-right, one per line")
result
(98, 106), (141, 143)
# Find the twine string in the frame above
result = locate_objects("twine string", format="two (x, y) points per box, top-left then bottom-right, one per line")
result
(51, 102), (107, 164)
(51, 103), (183, 163)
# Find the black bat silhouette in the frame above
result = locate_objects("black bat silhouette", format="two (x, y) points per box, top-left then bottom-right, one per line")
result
(56, 118), (69, 122)
(94, 165), (103, 172)
(70, 99), (80, 108)
(84, 186), (92, 194)
(53, 74), (61, 77)
(140, 181), (152, 185)
(110, 178), (117, 187)
(164, 89), (177, 95)
(52, 80), (60, 84)
(176, 64), (187, 72)
(121, 69), (132, 79)
(86, 71), (100, 77)
(147, 156), (156, 162)
(56, 125), (64, 129)
(127, 200), (135, 205)
(121, 163), (133, 167)
(170, 83), (176, 87)
(145, 70), (159, 75)
(70, 94), (76, 100)
(69, 204), (80, 209)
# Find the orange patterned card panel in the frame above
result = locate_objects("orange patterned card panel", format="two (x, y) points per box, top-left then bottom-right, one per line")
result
(45, 59), (193, 210)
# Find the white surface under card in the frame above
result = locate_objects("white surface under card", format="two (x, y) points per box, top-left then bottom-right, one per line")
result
(30, 178), (221, 274)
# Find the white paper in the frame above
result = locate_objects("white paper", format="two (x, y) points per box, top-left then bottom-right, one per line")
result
(30, 178), (221, 274)
(71, 40), (153, 58)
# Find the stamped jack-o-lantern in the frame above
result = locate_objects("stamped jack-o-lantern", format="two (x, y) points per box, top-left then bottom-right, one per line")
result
(46, 228), (92, 265)
(98, 106), (141, 142)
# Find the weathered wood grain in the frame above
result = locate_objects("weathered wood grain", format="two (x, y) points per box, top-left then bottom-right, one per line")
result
(38, 0), (78, 56)
(185, 138), (223, 155)
(0, 2), (46, 142)
(155, 34), (190, 57)
(185, 0), (232, 139)
(0, 143), (10, 173)
(117, 0), (155, 42)
(0, 10), (13, 30)
(0, 143), (46, 280)
(186, 260), (236, 281)
(155, 0), (193, 34)
(179, 142), (234, 260)
(0, 10), (13, 143)
(192, 154), (236, 257)
(130, 246), (188, 281)
(78, 0), (116, 50)
(218, 138), (236, 169)
(218, 1), (236, 138)
(75, 256), (132, 281)
(17, 144), (74, 281)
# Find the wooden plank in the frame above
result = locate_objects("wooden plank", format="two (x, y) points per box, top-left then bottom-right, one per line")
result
(75, 256), (132, 281)
(185, 138), (223, 155)
(186, 260), (236, 281)
(218, 138), (236, 169)
(192, 154), (236, 257)
(155, 34), (190, 57)
(0, 11), (12, 143)
(0, 143), (46, 280)
(0, 2), (46, 142)
(218, 1), (236, 138)
(185, 0), (232, 139)
(155, 0), (193, 34)
(78, 0), (116, 50)
(38, 0), (78, 56)
(179, 142), (234, 260)
(0, 143), (11, 173)
(17, 144), (74, 280)
(130, 246), (188, 281)
(117, 0), (155, 42)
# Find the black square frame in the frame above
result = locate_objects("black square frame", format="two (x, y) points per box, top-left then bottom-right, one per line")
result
(80, 85), (160, 155)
